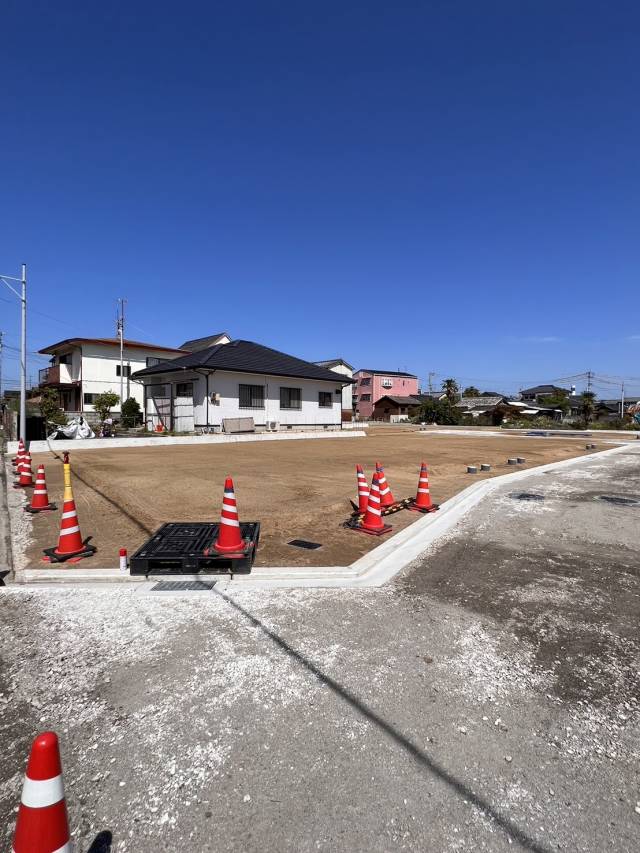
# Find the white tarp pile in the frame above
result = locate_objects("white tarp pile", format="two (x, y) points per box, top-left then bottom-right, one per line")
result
(48, 417), (95, 440)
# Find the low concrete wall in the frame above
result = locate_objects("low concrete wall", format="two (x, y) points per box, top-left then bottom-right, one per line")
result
(9, 429), (367, 455)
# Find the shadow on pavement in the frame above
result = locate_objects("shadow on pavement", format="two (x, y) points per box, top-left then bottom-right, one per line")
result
(217, 589), (552, 853)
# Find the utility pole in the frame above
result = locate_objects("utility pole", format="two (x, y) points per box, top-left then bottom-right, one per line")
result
(116, 298), (127, 413)
(621, 381), (625, 418)
(586, 370), (593, 393)
(428, 371), (435, 394)
(0, 263), (27, 442)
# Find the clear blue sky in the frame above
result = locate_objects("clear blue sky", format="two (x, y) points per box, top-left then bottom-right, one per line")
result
(2, 1), (639, 397)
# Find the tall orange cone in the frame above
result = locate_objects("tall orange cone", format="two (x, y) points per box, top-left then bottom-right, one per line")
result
(43, 453), (96, 562)
(355, 472), (392, 536)
(356, 464), (369, 513)
(12, 731), (71, 853)
(409, 461), (439, 513)
(375, 461), (395, 507)
(26, 465), (57, 513)
(12, 438), (25, 467)
(14, 452), (34, 488)
(213, 477), (246, 553)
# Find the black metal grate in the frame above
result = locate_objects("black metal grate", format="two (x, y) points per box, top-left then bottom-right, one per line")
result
(510, 492), (545, 502)
(151, 580), (216, 591)
(288, 539), (323, 550)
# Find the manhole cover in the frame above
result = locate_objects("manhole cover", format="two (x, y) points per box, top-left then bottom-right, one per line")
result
(510, 492), (545, 501)
(151, 580), (216, 591)
(288, 539), (323, 550)
(598, 495), (639, 507)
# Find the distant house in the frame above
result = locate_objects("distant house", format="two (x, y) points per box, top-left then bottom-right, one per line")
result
(520, 385), (570, 404)
(179, 332), (231, 351)
(372, 395), (422, 422)
(38, 337), (186, 417)
(456, 396), (563, 422)
(314, 358), (354, 417)
(353, 369), (419, 418)
(595, 397), (640, 422)
(132, 339), (353, 433)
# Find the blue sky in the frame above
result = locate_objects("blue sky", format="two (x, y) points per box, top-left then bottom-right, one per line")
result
(1, 1), (639, 397)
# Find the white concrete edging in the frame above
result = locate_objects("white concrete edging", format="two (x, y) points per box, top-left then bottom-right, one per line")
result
(14, 443), (631, 589)
(8, 430), (366, 455)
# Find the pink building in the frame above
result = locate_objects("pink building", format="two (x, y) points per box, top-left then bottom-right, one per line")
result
(353, 369), (419, 418)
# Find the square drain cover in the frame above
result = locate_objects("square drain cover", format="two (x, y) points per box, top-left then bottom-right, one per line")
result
(151, 580), (216, 592)
(288, 539), (323, 550)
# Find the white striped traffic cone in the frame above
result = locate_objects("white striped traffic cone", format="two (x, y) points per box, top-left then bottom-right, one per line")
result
(356, 464), (369, 513)
(12, 731), (71, 853)
(26, 465), (57, 513)
(213, 477), (246, 553)
(375, 461), (395, 507)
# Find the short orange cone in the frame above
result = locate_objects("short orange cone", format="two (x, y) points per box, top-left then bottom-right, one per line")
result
(213, 477), (246, 553)
(355, 472), (392, 536)
(43, 453), (96, 562)
(12, 731), (71, 853)
(14, 452), (34, 488)
(26, 465), (57, 513)
(375, 461), (395, 507)
(12, 438), (25, 467)
(408, 461), (439, 513)
(356, 464), (369, 513)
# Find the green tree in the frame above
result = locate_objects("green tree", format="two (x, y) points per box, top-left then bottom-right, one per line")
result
(416, 398), (463, 425)
(442, 378), (460, 404)
(462, 386), (481, 397)
(39, 387), (67, 426)
(579, 391), (596, 429)
(121, 397), (142, 427)
(538, 393), (570, 416)
(93, 391), (120, 422)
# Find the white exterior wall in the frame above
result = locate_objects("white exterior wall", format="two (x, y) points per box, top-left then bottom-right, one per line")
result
(80, 343), (182, 412)
(137, 369), (344, 430)
(326, 364), (353, 411)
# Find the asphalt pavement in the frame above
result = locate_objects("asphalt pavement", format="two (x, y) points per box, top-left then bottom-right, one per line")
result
(1, 445), (638, 852)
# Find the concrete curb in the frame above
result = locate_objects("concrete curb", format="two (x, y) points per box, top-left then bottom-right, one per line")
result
(13, 442), (633, 589)
(7, 430), (367, 455)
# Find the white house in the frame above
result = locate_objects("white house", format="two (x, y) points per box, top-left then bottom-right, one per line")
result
(38, 337), (186, 417)
(132, 339), (353, 433)
(314, 359), (354, 416)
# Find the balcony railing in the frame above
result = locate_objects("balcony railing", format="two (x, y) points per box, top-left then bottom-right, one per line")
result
(39, 364), (78, 385)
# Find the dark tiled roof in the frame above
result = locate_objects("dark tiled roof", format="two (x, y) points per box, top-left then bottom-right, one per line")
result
(179, 332), (230, 351)
(456, 396), (505, 410)
(520, 384), (568, 395)
(39, 337), (185, 355)
(375, 395), (421, 406)
(314, 358), (354, 371)
(355, 369), (417, 378)
(132, 340), (356, 383)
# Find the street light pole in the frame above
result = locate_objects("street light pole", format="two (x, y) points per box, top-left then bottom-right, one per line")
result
(0, 262), (27, 442)
(20, 264), (27, 443)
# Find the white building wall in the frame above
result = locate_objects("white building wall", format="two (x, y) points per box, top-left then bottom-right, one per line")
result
(137, 369), (343, 430)
(326, 364), (353, 411)
(80, 343), (182, 412)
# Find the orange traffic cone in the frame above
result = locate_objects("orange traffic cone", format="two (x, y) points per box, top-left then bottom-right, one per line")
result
(43, 453), (96, 562)
(14, 452), (34, 488)
(375, 461), (395, 507)
(12, 731), (71, 853)
(408, 461), (440, 513)
(356, 464), (369, 513)
(12, 438), (25, 467)
(213, 477), (246, 553)
(355, 472), (392, 536)
(26, 465), (57, 513)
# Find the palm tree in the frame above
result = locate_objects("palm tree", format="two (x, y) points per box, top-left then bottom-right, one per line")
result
(442, 378), (460, 404)
(580, 391), (596, 428)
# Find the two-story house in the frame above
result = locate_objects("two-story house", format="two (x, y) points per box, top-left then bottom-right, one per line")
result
(353, 369), (419, 419)
(38, 337), (186, 418)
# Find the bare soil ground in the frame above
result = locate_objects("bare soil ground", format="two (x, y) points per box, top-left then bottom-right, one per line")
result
(19, 433), (600, 569)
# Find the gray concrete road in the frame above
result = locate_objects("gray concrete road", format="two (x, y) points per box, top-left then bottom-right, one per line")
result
(1, 446), (639, 852)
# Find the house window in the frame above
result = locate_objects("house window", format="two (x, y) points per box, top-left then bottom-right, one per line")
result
(58, 354), (72, 365)
(116, 364), (132, 377)
(239, 384), (265, 409)
(146, 356), (165, 368)
(360, 377), (371, 386)
(319, 391), (333, 408)
(280, 387), (302, 410)
(381, 378), (393, 388)
(176, 382), (193, 397)
(83, 393), (97, 405)
(361, 393), (371, 402)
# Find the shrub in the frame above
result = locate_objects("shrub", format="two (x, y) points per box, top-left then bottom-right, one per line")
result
(93, 391), (120, 422)
(39, 387), (67, 426)
(121, 397), (142, 428)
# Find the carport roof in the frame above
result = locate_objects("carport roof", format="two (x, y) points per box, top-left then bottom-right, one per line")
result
(132, 339), (356, 383)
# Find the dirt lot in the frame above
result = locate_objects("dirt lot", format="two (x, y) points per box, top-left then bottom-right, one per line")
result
(17, 432), (602, 569)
